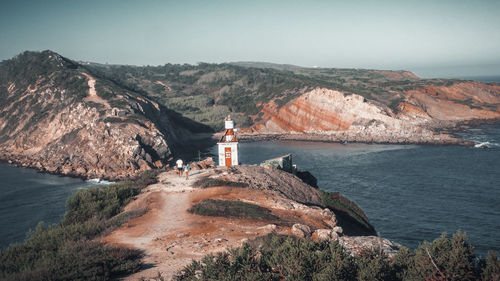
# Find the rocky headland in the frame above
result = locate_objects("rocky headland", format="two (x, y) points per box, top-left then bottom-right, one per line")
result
(102, 160), (398, 280)
(240, 87), (500, 145)
(0, 51), (212, 180)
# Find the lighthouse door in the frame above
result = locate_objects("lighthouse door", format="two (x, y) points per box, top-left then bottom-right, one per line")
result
(224, 147), (232, 166)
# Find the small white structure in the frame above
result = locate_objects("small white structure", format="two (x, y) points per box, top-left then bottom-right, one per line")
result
(218, 115), (239, 166)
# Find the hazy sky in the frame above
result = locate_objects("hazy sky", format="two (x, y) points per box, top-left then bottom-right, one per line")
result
(1, 0), (500, 77)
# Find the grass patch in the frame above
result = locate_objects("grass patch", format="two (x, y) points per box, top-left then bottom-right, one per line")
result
(188, 199), (278, 221)
(193, 176), (248, 188)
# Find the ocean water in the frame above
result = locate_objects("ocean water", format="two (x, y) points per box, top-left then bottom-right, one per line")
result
(210, 126), (500, 256)
(1, 127), (499, 257)
(0, 165), (106, 249)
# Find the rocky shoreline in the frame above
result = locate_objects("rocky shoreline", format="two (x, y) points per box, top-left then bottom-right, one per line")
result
(0, 125), (479, 182)
(235, 117), (500, 146)
(236, 132), (475, 146)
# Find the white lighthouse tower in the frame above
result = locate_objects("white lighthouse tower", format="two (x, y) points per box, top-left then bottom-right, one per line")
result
(218, 115), (239, 166)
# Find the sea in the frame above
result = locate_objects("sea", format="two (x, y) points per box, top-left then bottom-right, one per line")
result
(0, 74), (499, 255)
(210, 126), (500, 257)
(2, 127), (498, 257)
(0, 166), (109, 249)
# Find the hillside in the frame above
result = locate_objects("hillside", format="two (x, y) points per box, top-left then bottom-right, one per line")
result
(84, 60), (500, 143)
(0, 51), (212, 180)
(2, 50), (500, 179)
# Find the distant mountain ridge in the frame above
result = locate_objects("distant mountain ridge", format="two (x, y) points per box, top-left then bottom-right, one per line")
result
(0, 50), (212, 180)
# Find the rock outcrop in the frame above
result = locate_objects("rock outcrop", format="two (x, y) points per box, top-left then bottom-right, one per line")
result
(243, 87), (500, 144)
(0, 51), (212, 180)
(339, 236), (401, 258)
(103, 163), (395, 279)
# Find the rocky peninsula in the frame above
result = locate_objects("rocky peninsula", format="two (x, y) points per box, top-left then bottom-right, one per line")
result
(101, 159), (398, 280)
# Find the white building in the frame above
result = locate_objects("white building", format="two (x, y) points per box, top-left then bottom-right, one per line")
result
(217, 115), (239, 166)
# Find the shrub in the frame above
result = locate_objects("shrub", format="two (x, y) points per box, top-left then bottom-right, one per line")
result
(481, 251), (500, 281)
(356, 249), (395, 281)
(176, 232), (496, 281)
(405, 231), (476, 280)
(175, 234), (356, 281)
(0, 220), (142, 281)
(63, 181), (139, 224)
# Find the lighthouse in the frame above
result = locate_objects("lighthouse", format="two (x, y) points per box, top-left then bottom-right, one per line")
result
(218, 115), (239, 166)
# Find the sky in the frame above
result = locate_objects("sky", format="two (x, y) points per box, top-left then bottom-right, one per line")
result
(1, 0), (500, 78)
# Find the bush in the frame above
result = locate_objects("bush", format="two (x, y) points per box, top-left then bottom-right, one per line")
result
(481, 251), (500, 281)
(176, 232), (497, 281)
(405, 231), (476, 280)
(63, 181), (139, 224)
(63, 170), (156, 225)
(0, 219), (143, 280)
(175, 234), (357, 281)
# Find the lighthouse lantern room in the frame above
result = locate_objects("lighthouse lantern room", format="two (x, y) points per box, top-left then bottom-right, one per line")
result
(218, 115), (239, 166)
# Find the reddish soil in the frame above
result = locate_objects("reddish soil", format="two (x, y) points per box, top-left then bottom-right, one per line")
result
(101, 169), (331, 280)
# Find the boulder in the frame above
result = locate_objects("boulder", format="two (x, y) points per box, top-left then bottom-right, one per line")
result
(258, 224), (277, 233)
(339, 236), (401, 258)
(292, 224), (311, 238)
(333, 226), (343, 234)
(313, 229), (339, 241)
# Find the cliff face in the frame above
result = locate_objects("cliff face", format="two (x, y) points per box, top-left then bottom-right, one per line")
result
(243, 85), (500, 143)
(0, 51), (211, 180)
(82, 61), (500, 144)
(403, 82), (500, 121)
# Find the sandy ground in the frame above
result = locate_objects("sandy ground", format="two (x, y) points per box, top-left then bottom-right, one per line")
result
(102, 170), (276, 280)
(81, 72), (111, 109)
(101, 167), (335, 280)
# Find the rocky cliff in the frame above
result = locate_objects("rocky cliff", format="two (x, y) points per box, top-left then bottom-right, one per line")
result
(242, 85), (500, 144)
(83, 61), (500, 144)
(0, 51), (212, 180)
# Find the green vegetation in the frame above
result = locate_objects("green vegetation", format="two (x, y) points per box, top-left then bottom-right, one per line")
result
(0, 170), (158, 281)
(0, 51), (88, 102)
(84, 60), (461, 131)
(321, 191), (376, 236)
(1, 51), (471, 132)
(175, 232), (500, 281)
(188, 199), (279, 221)
(193, 176), (249, 188)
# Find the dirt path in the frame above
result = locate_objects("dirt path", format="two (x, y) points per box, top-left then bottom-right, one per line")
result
(101, 169), (283, 280)
(102, 167), (337, 280)
(81, 72), (111, 109)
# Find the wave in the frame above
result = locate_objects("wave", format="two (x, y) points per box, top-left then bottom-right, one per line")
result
(474, 141), (500, 148)
(86, 178), (114, 185)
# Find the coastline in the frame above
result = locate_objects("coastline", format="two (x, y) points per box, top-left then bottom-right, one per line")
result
(0, 124), (484, 181)
(235, 133), (475, 146)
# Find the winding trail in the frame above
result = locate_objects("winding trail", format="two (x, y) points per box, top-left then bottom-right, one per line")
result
(101, 169), (286, 280)
(101, 167), (341, 280)
(81, 72), (111, 109)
